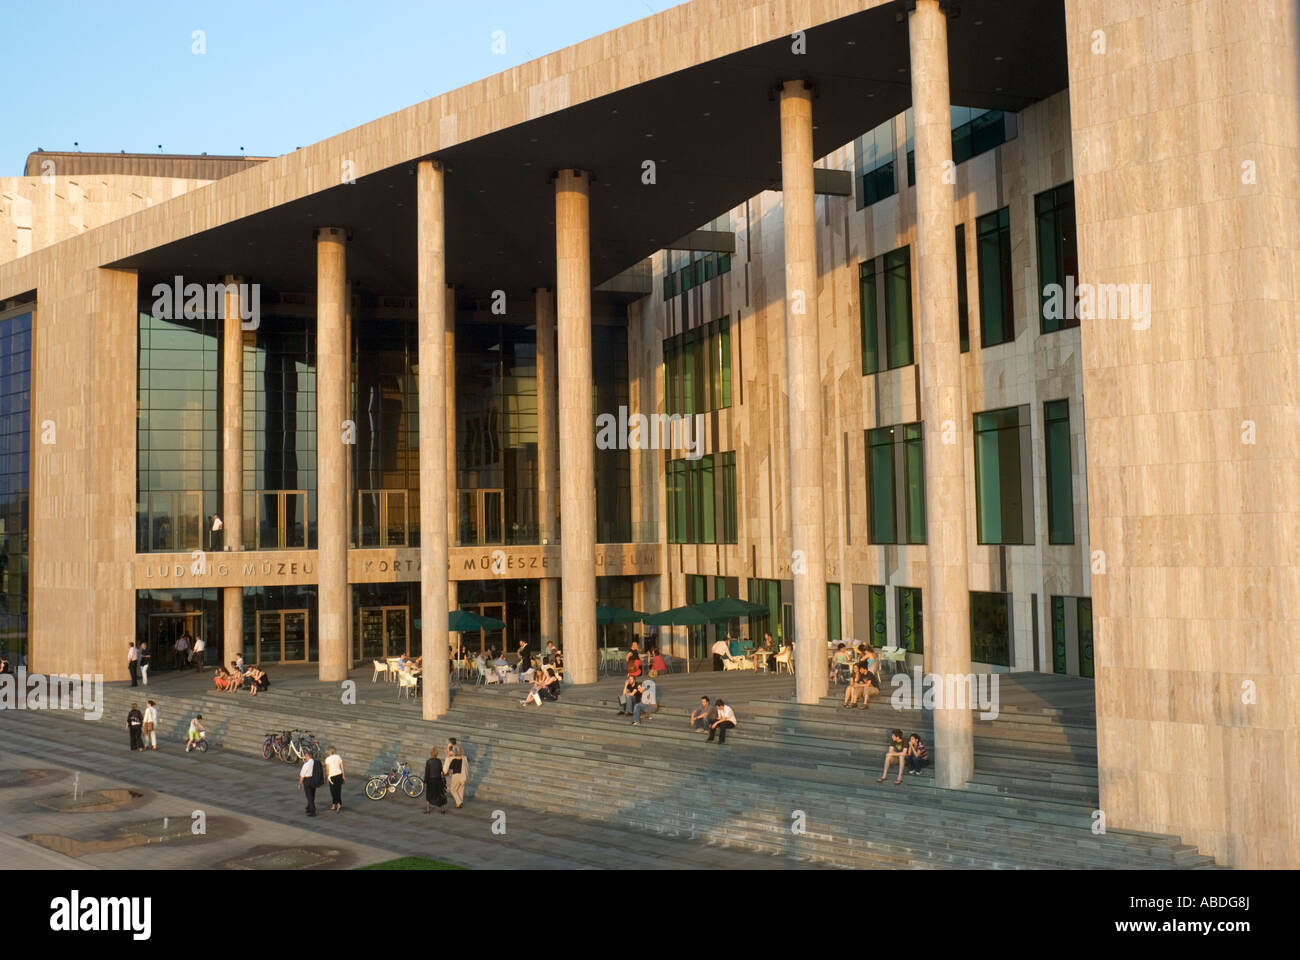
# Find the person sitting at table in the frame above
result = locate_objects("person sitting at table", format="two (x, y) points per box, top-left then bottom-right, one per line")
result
(396, 653), (410, 672)
(754, 636), (775, 673)
(832, 643), (852, 684)
(492, 650), (508, 668)
(649, 646), (668, 676)
(625, 642), (642, 678)
(542, 640), (560, 665)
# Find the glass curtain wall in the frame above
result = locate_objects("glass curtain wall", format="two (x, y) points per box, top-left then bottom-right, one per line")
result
(352, 309), (419, 548)
(137, 297), (219, 553)
(243, 316), (316, 550)
(0, 309), (31, 662)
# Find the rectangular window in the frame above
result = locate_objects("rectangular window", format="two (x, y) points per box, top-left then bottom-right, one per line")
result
(680, 260), (695, 293)
(859, 119), (897, 208)
(1036, 181), (1079, 333)
(717, 252), (731, 275)
(1044, 399), (1075, 544)
(670, 459), (687, 543)
(1078, 598), (1093, 679)
(883, 248), (914, 369)
(1051, 595), (1093, 677)
(826, 583), (842, 643)
(976, 206), (1014, 347)
(700, 252), (715, 283)
(859, 247), (914, 374)
(1051, 595), (1067, 674)
(868, 585), (887, 648)
(717, 315), (731, 409)
(859, 262), (879, 375)
(974, 406), (1032, 545)
(681, 330), (697, 416)
(956, 223), (969, 353)
(866, 422), (925, 545)
(867, 427), (896, 544)
(897, 586), (923, 654)
(700, 454), (716, 545)
(903, 423), (926, 544)
(863, 163), (896, 206)
(720, 451), (738, 544)
(970, 591), (1012, 667)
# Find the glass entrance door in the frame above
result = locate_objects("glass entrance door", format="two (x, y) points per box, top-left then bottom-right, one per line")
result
(357, 606), (410, 660)
(256, 609), (310, 663)
(149, 612), (203, 668)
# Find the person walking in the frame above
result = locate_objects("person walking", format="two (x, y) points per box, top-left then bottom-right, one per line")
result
(443, 738), (468, 809)
(299, 753), (321, 817)
(424, 747), (448, 814)
(138, 642), (151, 685)
(706, 698), (737, 744)
(142, 700), (158, 751)
(127, 642), (140, 687)
(192, 633), (206, 672)
(174, 632), (190, 671)
(126, 703), (144, 751)
(323, 747), (345, 812)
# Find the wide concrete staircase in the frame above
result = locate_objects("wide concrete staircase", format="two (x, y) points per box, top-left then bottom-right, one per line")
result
(86, 670), (1217, 870)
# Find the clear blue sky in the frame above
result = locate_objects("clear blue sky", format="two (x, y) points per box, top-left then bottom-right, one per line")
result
(1, 0), (678, 174)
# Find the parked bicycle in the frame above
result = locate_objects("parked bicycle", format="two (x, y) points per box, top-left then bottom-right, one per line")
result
(287, 730), (323, 762)
(262, 730), (291, 761)
(364, 761), (425, 801)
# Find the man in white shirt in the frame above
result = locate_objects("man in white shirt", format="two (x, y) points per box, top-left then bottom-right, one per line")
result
(210, 514), (224, 550)
(323, 748), (345, 813)
(298, 755), (319, 817)
(174, 633), (190, 670)
(707, 698), (737, 744)
(192, 634), (206, 672)
(127, 642), (140, 687)
(711, 638), (729, 672)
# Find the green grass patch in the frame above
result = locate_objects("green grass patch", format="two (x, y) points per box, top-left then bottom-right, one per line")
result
(357, 856), (466, 871)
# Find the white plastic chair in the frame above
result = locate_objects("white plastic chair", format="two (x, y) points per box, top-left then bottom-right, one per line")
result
(775, 649), (794, 675)
(397, 671), (419, 700)
(372, 659), (389, 684)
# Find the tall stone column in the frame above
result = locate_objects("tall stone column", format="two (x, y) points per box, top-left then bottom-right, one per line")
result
(778, 80), (829, 703)
(555, 170), (596, 684)
(316, 228), (349, 682)
(444, 284), (457, 662)
(909, 0), (973, 788)
(535, 287), (560, 648)
(220, 275), (245, 669)
(417, 160), (451, 718)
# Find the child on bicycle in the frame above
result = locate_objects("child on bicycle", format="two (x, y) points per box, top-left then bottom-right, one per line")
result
(185, 714), (206, 752)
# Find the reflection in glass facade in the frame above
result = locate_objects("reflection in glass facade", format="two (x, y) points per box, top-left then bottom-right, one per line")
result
(456, 321), (537, 545)
(457, 578), (540, 654)
(352, 311), (419, 547)
(353, 582), (420, 661)
(593, 324), (631, 543)
(137, 306), (219, 553)
(0, 310), (30, 662)
(243, 316), (316, 550)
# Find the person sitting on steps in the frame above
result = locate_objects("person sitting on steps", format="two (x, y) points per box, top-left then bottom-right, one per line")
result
(878, 729), (909, 784)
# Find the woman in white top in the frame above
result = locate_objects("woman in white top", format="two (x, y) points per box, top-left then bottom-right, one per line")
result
(323, 748), (345, 812)
(142, 701), (158, 750)
(707, 699), (737, 744)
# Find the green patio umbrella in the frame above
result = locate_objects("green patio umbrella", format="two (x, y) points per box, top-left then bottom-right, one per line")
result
(693, 597), (769, 622)
(644, 604), (714, 675)
(448, 609), (506, 632)
(594, 605), (647, 663)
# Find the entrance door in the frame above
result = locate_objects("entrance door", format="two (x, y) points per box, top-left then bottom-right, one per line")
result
(255, 610), (310, 663)
(460, 602), (506, 655)
(357, 606), (410, 660)
(149, 612), (203, 667)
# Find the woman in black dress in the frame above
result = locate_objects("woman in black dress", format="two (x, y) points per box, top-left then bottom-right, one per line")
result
(424, 747), (448, 814)
(126, 704), (144, 751)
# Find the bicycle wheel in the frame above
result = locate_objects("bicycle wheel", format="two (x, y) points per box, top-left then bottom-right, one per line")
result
(402, 775), (425, 799)
(276, 743), (294, 763)
(197, 738), (208, 753)
(364, 777), (389, 801)
(262, 740), (275, 760)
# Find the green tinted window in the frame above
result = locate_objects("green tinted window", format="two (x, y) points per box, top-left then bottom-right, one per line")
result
(1044, 399), (1075, 544)
(867, 427), (896, 543)
(859, 262), (878, 375)
(976, 206), (1014, 347)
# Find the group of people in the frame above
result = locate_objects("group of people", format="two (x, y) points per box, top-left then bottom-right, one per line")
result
(879, 729), (928, 783)
(126, 632), (209, 687)
(125, 700), (161, 751)
(296, 745), (346, 816)
(711, 632), (787, 672)
(422, 738), (469, 814)
(689, 696), (738, 743)
(212, 657), (270, 696)
(837, 642), (884, 708)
